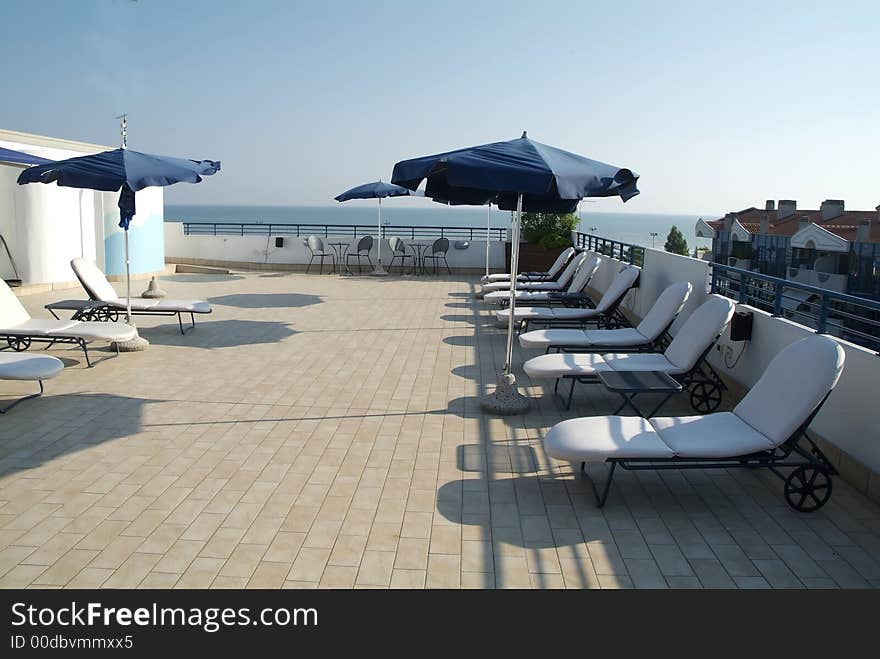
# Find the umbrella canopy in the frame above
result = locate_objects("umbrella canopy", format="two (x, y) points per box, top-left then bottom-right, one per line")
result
(0, 146), (53, 167)
(18, 148), (220, 229)
(334, 180), (413, 202)
(391, 132), (638, 212)
(392, 133), (639, 415)
(17, 147), (219, 333)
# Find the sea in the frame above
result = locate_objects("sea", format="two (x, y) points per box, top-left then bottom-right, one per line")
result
(165, 204), (712, 250)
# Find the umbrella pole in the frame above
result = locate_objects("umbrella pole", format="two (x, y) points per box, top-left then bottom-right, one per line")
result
(370, 197), (387, 276)
(485, 202), (491, 278)
(124, 228), (132, 323)
(480, 193), (529, 415)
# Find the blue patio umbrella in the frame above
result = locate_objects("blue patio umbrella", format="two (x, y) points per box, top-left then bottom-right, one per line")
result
(392, 132), (639, 413)
(335, 180), (414, 275)
(18, 147), (220, 328)
(0, 146), (53, 167)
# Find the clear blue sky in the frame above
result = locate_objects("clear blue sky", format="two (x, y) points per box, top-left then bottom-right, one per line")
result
(2, 0), (878, 215)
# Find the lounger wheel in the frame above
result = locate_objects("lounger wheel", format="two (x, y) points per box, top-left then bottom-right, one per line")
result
(689, 381), (722, 413)
(783, 465), (832, 512)
(6, 337), (31, 351)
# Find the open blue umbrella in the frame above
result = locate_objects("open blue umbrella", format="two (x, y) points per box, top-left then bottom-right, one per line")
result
(335, 181), (413, 275)
(392, 132), (638, 414)
(0, 146), (53, 167)
(18, 146), (220, 332)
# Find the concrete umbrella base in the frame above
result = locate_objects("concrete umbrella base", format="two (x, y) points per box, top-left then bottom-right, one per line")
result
(480, 373), (530, 415)
(113, 326), (150, 352)
(368, 265), (389, 277)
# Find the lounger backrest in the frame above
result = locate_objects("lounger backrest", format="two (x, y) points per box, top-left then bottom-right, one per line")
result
(71, 258), (119, 302)
(663, 295), (735, 371)
(546, 247), (575, 278)
(595, 266), (640, 312)
(552, 251), (584, 287)
(0, 279), (31, 326)
(636, 282), (692, 341)
(565, 253), (600, 293)
(734, 336), (845, 446)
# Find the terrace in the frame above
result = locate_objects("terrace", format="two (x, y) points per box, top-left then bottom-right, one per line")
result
(1, 251), (879, 590)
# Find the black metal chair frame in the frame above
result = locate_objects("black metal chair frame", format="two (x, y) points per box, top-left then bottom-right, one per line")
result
(1, 333), (119, 368)
(0, 380), (45, 414)
(550, 332), (728, 412)
(345, 236), (374, 273)
(581, 390), (838, 513)
(306, 239), (336, 274)
(422, 239), (451, 275)
(387, 240), (415, 274)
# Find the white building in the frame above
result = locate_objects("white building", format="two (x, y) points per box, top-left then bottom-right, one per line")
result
(0, 128), (165, 290)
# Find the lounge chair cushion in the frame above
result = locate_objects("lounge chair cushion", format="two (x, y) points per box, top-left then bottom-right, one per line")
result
(496, 306), (601, 324)
(482, 247), (574, 282)
(1, 319), (78, 336)
(649, 413), (776, 458)
(72, 258), (212, 314)
(481, 253), (586, 294)
(519, 327), (649, 350)
(634, 282), (692, 341)
(594, 266), (640, 312)
(544, 416), (675, 462)
(0, 353), (64, 381)
(544, 413), (775, 463)
(49, 321), (138, 342)
(483, 290), (560, 304)
(733, 335), (845, 446)
(664, 296), (735, 370)
(0, 281), (32, 326)
(524, 351), (679, 379)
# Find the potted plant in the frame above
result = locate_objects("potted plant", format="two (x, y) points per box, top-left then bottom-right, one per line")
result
(505, 212), (578, 272)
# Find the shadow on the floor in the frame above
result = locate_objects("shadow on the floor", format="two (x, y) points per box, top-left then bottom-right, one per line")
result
(161, 274), (245, 283)
(450, 365), (483, 381)
(0, 393), (160, 477)
(448, 292), (470, 298)
(440, 314), (478, 324)
(457, 443), (539, 474)
(441, 335), (475, 347)
(207, 293), (322, 309)
(445, 301), (471, 309)
(142, 319), (298, 348)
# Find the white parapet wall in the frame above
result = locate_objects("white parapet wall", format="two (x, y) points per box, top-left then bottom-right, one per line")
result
(584, 246), (880, 496)
(164, 221), (507, 272)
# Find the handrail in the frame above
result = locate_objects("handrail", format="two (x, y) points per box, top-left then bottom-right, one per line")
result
(709, 261), (880, 350)
(177, 221), (507, 241)
(574, 232), (646, 267)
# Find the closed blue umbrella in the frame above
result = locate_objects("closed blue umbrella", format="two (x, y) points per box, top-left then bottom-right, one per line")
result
(335, 180), (413, 275)
(392, 132), (638, 414)
(18, 147), (220, 330)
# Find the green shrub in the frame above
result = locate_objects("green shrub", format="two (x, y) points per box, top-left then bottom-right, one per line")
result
(520, 212), (577, 249)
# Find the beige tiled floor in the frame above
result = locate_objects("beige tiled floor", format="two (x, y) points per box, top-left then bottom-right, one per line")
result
(1, 270), (879, 589)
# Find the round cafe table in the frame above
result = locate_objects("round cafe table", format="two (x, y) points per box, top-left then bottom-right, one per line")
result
(407, 242), (431, 275)
(328, 241), (352, 274)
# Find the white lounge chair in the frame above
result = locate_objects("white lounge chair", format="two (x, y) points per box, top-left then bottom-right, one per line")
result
(480, 246), (575, 283)
(479, 251), (586, 296)
(543, 335), (845, 512)
(71, 259), (212, 335)
(519, 281), (692, 352)
(0, 280), (136, 367)
(495, 265), (641, 332)
(483, 253), (601, 306)
(523, 295), (735, 410)
(0, 352), (64, 413)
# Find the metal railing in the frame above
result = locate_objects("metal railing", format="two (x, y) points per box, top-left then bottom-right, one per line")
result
(575, 232), (646, 267)
(710, 262), (880, 351)
(179, 221), (507, 242)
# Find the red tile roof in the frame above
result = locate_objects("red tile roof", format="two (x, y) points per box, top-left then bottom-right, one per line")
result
(705, 207), (879, 243)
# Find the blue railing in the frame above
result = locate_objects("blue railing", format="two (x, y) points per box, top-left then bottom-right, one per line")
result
(178, 221), (507, 242)
(709, 262), (880, 351)
(575, 232), (646, 267)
